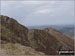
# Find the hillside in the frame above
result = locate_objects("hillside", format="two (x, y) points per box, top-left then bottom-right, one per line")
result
(0, 40), (44, 55)
(0, 15), (74, 55)
(57, 27), (74, 38)
(0, 15), (29, 46)
(28, 25), (74, 39)
(44, 28), (74, 50)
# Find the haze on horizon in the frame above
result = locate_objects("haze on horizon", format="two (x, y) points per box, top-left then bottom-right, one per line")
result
(1, 0), (75, 26)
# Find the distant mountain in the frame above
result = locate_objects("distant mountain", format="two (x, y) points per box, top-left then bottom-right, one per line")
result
(28, 25), (74, 39)
(0, 15), (74, 55)
(56, 26), (74, 38)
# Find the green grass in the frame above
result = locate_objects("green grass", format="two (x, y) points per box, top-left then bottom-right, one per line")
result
(1, 33), (11, 40)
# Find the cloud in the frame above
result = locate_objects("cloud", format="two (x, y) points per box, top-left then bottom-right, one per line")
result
(35, 9), (53, 14)
(21, 1), (43, 5)
(1, 0), (74, 26)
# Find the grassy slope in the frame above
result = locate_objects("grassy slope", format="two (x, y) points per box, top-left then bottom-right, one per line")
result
(1, 40), (44, 55)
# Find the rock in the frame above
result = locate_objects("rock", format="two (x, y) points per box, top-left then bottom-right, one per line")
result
(0, 15), (29, 46)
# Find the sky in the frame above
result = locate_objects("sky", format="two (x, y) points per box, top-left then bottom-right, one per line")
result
(1, 0), (75, 26)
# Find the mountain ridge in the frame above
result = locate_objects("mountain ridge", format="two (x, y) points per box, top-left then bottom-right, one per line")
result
(0, 15), (74, 55)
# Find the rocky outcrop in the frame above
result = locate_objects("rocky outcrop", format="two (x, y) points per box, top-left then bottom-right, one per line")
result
(0, 15), (29, 46)
(0, 15), (74, 55)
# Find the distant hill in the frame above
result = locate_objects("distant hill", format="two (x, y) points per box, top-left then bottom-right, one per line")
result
(28, 25), (74, 39)
(0, 15), (74, 55)
(56, 26), (74, 38)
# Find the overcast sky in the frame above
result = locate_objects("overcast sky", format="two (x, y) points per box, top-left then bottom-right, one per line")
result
(1, 0), (75, 26)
